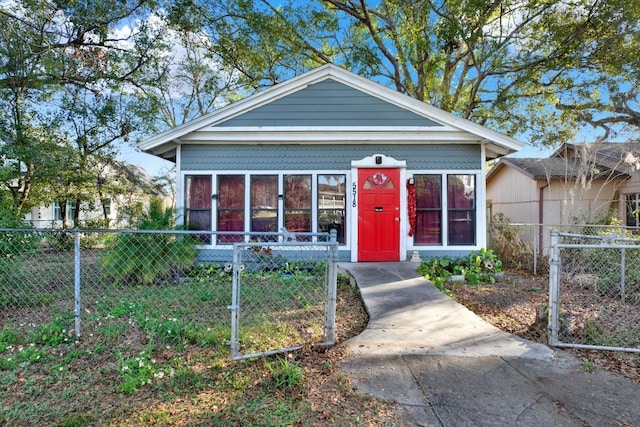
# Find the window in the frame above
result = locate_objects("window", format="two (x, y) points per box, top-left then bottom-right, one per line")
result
(448, 175), (475, 245)
(284, 175), (312, 240)
(101, 199), (111, 216)
(251, 175), (278, 241)
(53, 201), (62, 221)
(626, 194), (640, 227)
(318, 174), (346, 243)
(414, 175), (442, 244)
(217, 175), (245, 243)
(53, 201), (76, 223)
(185, 175), (212, 243)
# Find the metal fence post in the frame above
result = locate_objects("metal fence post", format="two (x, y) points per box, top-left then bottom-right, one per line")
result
(548, 230), (560, 346)
(74, 229), (81, 338)
(621, 247), (626, 302)
(228, 244), (241, 359)
(326, 229), (338, 345)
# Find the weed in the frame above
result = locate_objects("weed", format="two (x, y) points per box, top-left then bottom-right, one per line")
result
(267, 357), (304, 391)
(29, 315), (75, 346)
(117, 351), (160, 394)
(582, 360), (596, 373)
(0, 328), (18, 352)
(59, 414), (96, 427)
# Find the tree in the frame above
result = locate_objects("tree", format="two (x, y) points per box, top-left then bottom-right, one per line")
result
(168, 0), (640, 145)
(0, 0), (161, 219)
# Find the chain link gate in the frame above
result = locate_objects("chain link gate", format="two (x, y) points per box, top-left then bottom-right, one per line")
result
(549, 230), (640, 353)
(228, 233), (338, 360)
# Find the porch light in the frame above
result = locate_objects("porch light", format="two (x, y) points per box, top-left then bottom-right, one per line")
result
(408, 178), (415, 185)
(375, 155), (382, 164)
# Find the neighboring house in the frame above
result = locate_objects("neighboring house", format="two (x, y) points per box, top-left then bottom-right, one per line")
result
(26, 162), (169, 229)
(487, 142), (640, 227)
(139, 64), (523, 262)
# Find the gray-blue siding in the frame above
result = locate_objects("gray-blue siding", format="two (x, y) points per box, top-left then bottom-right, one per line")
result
(196, 249), (472, 264)
(218, 80), (441, 127)
(181, 144), (481, 171)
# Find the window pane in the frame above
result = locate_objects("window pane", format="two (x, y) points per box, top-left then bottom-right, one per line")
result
(448, 211), (475, 245)
(285, 175), (311, 209)
(415, 176), (441, 209)
(363, 171), (394, 189)
(285, 211), (311, 233)
(251, 175), (278, 240)
(186, 210), (211, 231)
(318, 174), (346, 244)
(448, 175), (474, 209)
(186, 176), (211, 209)
(217, 175), (244, 243)
(219, 175), (244, 209)
(251, 210), (277, 236)
(186, 175), (212, 244)
(415, 211), (441, 244)
(251, 175), (278, 209)
(447, 175), (475, 245)
(626, 194), (638, 227)
(414, 175), (442, 245)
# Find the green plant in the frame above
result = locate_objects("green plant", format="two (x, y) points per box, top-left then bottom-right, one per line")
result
(582, 360), (595, 373)
(267, 357), (304, 391)
(29, 315), (75, 346)
(488, 213), (532, 269)
(101, 199), (197, 285)
(117, 351), (162, 394)
(417, 250), (505, 288)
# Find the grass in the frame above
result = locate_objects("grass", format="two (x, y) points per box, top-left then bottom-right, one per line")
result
(0, 252), (397, 425)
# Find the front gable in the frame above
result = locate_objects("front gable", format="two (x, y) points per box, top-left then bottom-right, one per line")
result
(216, 80), (441, 128)
(140, 64), (524, 161)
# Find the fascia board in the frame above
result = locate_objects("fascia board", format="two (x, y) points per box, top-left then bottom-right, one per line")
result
(139, 63), (525, 155)
(175, 127), (482, 144)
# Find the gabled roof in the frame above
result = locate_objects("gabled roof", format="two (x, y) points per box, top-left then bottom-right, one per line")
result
(553, 141), (640, 173)
(139, 64), (524, 161)
(487, 156), (630, 183)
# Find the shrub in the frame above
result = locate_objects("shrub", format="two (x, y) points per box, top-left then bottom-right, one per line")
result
(488, 213), (532, 269)
(102, 199), (197, 285)
(417, 249), (504, 287)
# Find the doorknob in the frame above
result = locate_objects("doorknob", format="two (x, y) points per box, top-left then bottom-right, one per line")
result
(395, 217), (399, 222)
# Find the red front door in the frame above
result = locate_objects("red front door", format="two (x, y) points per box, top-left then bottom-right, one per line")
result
(358, 168), (400, 261)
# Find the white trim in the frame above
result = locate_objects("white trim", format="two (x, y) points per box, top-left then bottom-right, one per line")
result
(351, 154), (407, 168)
(182, 170), (351, 250)
(139, 64), (524, 157)
(406, 170), (484, 251)
(351, 154), (407, 261)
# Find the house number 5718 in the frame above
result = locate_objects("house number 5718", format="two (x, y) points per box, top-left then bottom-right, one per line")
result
(352, 182), (357, 207)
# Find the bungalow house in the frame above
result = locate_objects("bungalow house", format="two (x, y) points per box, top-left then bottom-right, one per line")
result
(26, 161), (169, 229)
(486, 142), (638, 228)
(139, 64), (523, 262)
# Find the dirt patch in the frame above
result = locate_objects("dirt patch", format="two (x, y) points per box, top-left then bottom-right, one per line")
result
(444, 271), (640, 383)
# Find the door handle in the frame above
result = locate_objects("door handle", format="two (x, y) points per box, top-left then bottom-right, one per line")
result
(395, 217), (399, 222)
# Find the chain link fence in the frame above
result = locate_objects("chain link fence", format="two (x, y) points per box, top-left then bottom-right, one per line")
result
(228, 240), (338, 360)
(488, 219), (640, 276)
(548, 230), (640, 353)
(0, 228), (337, 360)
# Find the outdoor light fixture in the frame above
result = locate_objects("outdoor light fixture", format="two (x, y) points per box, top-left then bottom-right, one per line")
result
(278, 194), (284, 200)
(211, 194), (218, 200)
(408, 178), (415, 185)
(375, 155), (382, 165)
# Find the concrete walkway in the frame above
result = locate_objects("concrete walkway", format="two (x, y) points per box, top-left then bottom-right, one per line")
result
(338, 262), (640, 426)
